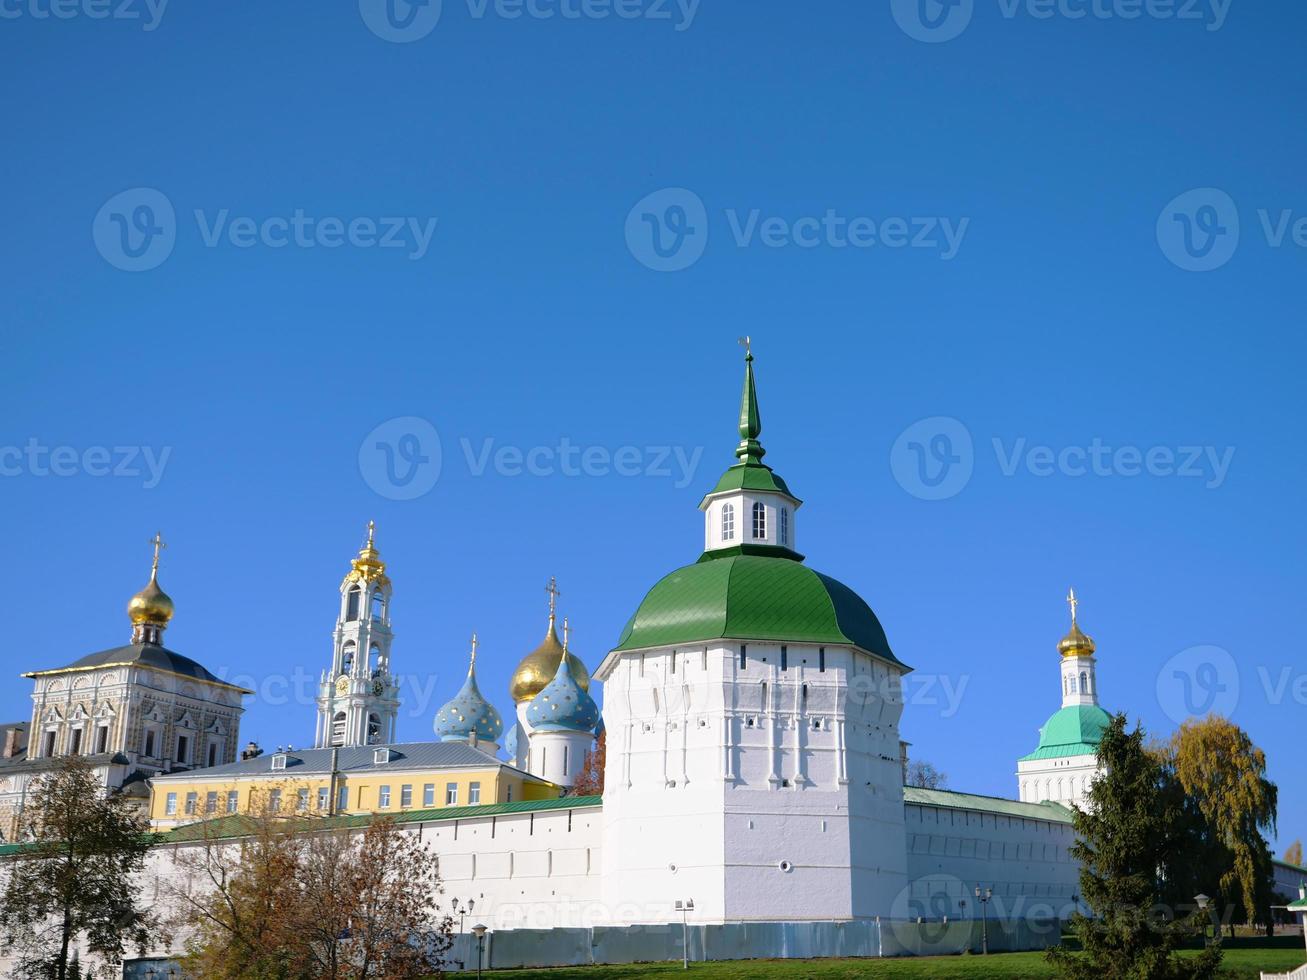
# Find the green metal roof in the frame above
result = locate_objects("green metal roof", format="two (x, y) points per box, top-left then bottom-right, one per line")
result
(614, 554), (902, 666)
(159, 794), (603, 844)
(0, 796), (605, 858)
(700, 461), (798, 503)
(904, 786), (1075, 824)
(1018, 704), (1111, 762)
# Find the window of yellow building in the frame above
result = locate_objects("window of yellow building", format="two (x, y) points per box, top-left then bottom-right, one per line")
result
(469, 782), (481, 805)
(423, 784), (434, 807)
(445, 783), (457, 806)
(400, 785), (412, 808)
(379, 785), (391, 809)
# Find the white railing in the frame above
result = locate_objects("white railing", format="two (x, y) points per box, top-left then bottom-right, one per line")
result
(1260, 965), (1307, 980)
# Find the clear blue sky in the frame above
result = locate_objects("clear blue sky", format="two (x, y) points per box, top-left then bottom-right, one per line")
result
(2, 2), (1303, 849)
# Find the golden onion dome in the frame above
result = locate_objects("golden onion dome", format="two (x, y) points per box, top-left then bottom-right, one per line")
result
(510, 614), (590, 704)
(1057, 621), (1096, 658)
(128, 570), (174, 626)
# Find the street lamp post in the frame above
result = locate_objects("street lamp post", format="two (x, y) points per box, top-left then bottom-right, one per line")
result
(675, 899), (695, 969)
(975, 885), (992, 955)
(452, 898), (475, 934)
(1195, 894), (1211, 947)
(471, 923), (488, 979)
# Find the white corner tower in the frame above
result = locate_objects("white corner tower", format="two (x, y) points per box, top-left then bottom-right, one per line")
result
(593, 341), (911, 926)
(315, 522), (401, 748)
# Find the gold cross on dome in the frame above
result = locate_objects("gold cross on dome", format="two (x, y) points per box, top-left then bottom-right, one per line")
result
(470, 632), (479, 668)
(545, 576), (561, 618)
(1066, 587), (1079, 625)
(149, 531), (166, 572)
(366, 520), (376, 546)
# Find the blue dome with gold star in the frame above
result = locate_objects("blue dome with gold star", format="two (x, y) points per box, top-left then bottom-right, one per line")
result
(434, 638), (503, 743)
(526, 651), (599, 733)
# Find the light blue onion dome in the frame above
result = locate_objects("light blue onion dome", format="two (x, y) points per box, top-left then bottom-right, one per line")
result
(527, 649), (599, 733)
(504, 721), (520, 760)
(595, 715), (606, 739)
(434, 637), (504, 743)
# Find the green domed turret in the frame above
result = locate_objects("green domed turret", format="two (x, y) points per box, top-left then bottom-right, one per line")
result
(612, 342), (903, 667)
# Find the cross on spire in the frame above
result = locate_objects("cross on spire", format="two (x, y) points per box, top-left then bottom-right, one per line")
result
(563, 616), (571, 653)
(546, 576), (561, 619)
(738, 335), (752, 359)
(1066, 587), (1079, 625)
(470, 632), (479, 669)
(366, 520), (376, 547)
(149, 531), (166, 573)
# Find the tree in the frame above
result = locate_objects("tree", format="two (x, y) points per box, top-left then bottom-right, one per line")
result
(905, 760), (948, 790)
(174, 809), (453, 979)
(1048, 714), (1221, 980)
(1169, 716), (1277, 932)
(572, 730), (605, 796)
(1286, 840), (1303, 867)
(0, 756), (157, 980)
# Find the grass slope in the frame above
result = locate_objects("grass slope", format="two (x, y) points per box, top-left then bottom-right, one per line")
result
(447, 947), (1307, 979)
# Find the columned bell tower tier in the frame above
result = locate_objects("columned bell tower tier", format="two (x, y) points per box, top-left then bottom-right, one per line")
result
(594, 342), (911, 926)
(315, 523), (400, 749)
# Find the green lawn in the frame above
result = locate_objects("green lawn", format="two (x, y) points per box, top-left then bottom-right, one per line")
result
(447, 946), (1307, 979)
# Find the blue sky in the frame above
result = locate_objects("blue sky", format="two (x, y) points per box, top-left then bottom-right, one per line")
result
(2, 1), (1303, 849)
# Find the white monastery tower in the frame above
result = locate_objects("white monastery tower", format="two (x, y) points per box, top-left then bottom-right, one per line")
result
(594, 342), (911, 925)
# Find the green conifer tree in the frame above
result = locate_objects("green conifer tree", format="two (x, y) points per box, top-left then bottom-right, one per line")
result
(1048, 714), (1222, 980)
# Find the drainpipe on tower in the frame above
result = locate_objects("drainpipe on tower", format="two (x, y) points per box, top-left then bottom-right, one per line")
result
(328, 747), (339, 817)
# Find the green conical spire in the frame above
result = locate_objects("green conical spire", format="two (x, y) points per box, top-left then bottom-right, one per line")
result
(735, 345), (765, 463)
(699, 340), (802, 514)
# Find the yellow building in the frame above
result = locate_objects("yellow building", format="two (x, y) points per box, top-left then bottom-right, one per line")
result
(147, 740), (560, 830)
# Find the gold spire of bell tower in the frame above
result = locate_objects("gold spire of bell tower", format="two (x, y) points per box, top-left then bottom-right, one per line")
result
(342, 520), (389, 588)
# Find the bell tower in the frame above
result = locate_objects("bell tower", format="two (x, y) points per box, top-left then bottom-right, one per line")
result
(315, 522), (400, 748)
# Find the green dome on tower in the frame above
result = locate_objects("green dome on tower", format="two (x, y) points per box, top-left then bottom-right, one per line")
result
(615, 555), (900, 662)
(1019, 704), (1111, 762)
(613, 342), (903, 668)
